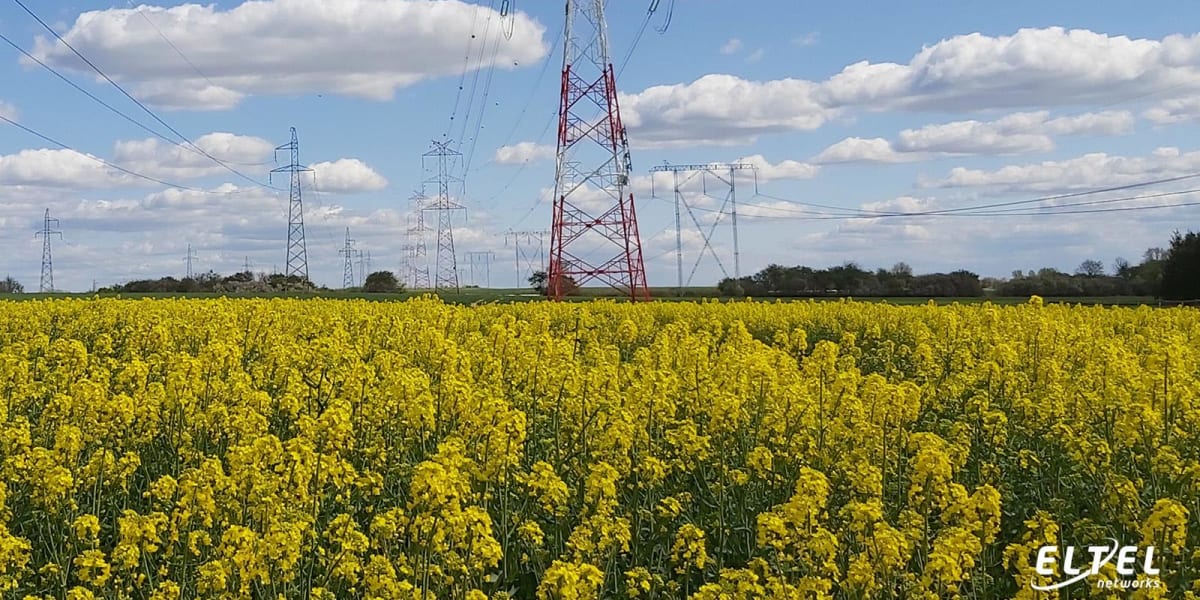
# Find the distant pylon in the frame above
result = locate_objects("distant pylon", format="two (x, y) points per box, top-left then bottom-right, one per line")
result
(339, 228), (357, 288)
(35, 208), (62, 293)
(504, 229), (548, 288)
(651, 162), (758, 294)
(184, 243), (197, 279)
(466, 251), (497, 287)
(271, 127), (313, 281)
(549, 0), (650, 301)
(357, 249), (370, 286)
(403, 193), (432, 289)
(421, 141), (466, 292)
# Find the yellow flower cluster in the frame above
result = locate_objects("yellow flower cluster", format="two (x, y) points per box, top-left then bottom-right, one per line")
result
(0, 296), (1196, 598)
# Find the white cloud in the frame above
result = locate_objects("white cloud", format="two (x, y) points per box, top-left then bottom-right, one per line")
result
(310, 159), (388, 194)
(621, 27), (1200, 146)
(29, 0), (548, 110)
(1144, 96), (1200, 124)
(734, 154), (819, 181)
(112, 132), (274, 179)
(720, 38), (742, 55)
(620, 74), (836, 148)
(0, 148), (131, 188)
(814, 137), (917, 164)
(745, 49), (766, 64)
(927, 146), (1200, 193)
(0, 100), (17, 121)
(494, 142), (555, 165)
(793, 32), (820, 47)
(814, 110), (1133, 164)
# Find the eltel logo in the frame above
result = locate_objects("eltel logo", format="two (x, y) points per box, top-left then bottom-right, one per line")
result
(1032, 539), (1162, 591)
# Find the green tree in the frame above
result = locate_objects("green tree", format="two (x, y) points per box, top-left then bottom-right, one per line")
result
(0, 276), (23, 293)
(1160, 230), (1200, 300)
(1075, 259), (1105, 277)
(363, 271), (403, 293)
(529, 270), (578, 296)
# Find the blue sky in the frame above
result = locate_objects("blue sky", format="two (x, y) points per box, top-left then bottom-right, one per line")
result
(2, 0), (1200, 291)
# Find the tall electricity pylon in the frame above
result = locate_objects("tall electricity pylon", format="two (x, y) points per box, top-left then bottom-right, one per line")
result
(549, 0), (649, 301)
(650, 162), (758, 294)
(421, 141), (466, 292)
(339, 228), (357, 289)
(35, 208), (61, 293)
(271, 127), (313, 281)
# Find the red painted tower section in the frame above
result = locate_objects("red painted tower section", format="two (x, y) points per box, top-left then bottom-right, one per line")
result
(548, 0), (650, 301)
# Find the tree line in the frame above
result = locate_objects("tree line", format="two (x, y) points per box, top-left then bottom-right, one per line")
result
(0, 271), (406, 294)
(718, 230), (1200, 300)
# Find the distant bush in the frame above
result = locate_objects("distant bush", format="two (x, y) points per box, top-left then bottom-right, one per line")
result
(363, 271), (403, 293)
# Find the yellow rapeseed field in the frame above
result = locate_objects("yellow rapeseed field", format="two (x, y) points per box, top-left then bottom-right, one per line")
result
(0, 296), (1197, 599)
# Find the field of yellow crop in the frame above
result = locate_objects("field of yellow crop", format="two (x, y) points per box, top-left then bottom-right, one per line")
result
(0, 297), (1197, 599)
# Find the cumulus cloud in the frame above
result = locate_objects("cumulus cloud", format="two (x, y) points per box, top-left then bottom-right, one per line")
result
(310, 159), (388, 193)
(814, 138), (916, 165)
(113, 132), (275, 178)
(494, 142), (555, 165)
(0, 148), (131, 188)
(815, 110), (1133, 164)
(734, 154), (819, 181)
(621, 27), (1200, 146)
(926, 146), (1200, 193)
(621, 74), (835, 148)
(1144, 96), (1200, 124)
(28, 0), (548, 110)
(720, 38), (742, 55)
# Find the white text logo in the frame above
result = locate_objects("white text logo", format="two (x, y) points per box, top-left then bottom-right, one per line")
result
(1032, 539), (1161, 591)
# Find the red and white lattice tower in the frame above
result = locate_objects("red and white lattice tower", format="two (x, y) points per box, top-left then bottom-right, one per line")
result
(548, 0), (650, 301)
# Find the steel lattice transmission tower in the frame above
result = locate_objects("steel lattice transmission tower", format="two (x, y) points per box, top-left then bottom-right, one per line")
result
(184, 243), (197, 279)
(504, 229), (548, 288)
(651, 162), (758, 294)
(35, 208), (61, 293)
(271, 127), (313, 281)
(549, 0), (650, 301)
(421, 141), (466, 292)
(402, 193), (432, 289)
(466, 251), (497, 287)
(339, 228), (357, 289)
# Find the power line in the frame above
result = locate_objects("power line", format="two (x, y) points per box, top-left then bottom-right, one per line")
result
(729, 188), (1200, 221)
(451, 0), (502, 177)
(0, 30), (268, 168)
(125, 0), (219, 89)
(10, 0), (279, 191)
(0, 114), (249, 193)
(744, 170), (1200, 220)
(488, 23), (562, 164)
(617, 0), (674, 78)
(445, 2), (486, 140)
